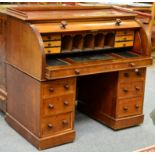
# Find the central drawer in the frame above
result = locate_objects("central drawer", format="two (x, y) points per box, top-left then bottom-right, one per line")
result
(42, 93), (75, 117)
(41, 112), (73, 137)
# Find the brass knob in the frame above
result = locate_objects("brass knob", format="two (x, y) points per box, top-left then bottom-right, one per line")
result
(129, 63), (135, 67)
(64, 84), (69, 90)
(123, 107), (128, 111)
(115, 18), (122, 26)
(123, 43), (126, 47)
(48, 43), (51, 46)
(48, 50), (51, 53)
(75, 69), (80, 75)
(135, 87), (140, 91)
(49, 87), (54, 92)
(62, 120), (68, 125)
(48, 124), (53, 128)
(48, 104), (54, 109)
(123, 88), (128, 93)
(135, 104), (140, 109)
(60, 21), (68, 29)
(124, 72), (129, 77)
(64, 101), (69, 106)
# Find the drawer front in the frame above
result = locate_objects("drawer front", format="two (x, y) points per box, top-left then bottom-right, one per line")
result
(119, 68), (145, 82)
(41, 112), (72, 137)
(43, 94), (75, 117)
(115, 35), (134, 42)
(42, 78), (76, 99)
(118, 81), (144, 98)
(44, 47), (61, 54)
(116, 30), (134, 36)
(117, 97), (143, 118)
(45, 58), (152, 80)
(42, 34), (61, 41)
(114, 41), (133, 48)
(44, 41), (61, 47)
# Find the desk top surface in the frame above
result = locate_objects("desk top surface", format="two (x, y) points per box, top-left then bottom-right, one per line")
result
(4, 5), (136, 21)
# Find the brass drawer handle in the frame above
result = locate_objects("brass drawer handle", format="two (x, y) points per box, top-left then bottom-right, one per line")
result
(60, 20), (68, 29)
(129, 63), (135, 67)
(64, 101), (69, 106)
(64, 84), (69, 90)
(75, 69), (80, 75)
(123, 107), (128, 111)
(48, 103), (54, 109)
(48, 124), (53, 129)
(135, 104), (140, 109)
(62, 120), (68, 125)
(48, 50), (51, 53)
(123, 88), (128, 93)
(115, 18), (121, 26)
(48, 43), (51, 46)
(124, 72), (129, 78)
(49, 87), (54, 92)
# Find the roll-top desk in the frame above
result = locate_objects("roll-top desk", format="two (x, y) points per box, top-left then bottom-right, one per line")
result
(1, 5), (152, 149)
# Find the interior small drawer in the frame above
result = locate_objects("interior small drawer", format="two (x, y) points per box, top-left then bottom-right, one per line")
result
(116, 97), (143, 118)
(44, 41), (61, 47)
(44, 47), (61, 54)
(42, 34), (61, 41)
(41, 112), (73, 137)
(116, 30), (134, 36)
(115, 35), (134, 42)
(42, 93), (75, 117)
(114, 41), (133, 48)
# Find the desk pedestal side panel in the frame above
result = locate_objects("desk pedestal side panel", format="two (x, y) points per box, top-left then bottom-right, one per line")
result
(77, 68), (146, 130)
(5, 64), (76, 150)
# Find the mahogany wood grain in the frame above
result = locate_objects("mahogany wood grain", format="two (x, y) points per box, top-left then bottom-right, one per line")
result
(2, 5), (152, 149)
(6, 17), (45, 80)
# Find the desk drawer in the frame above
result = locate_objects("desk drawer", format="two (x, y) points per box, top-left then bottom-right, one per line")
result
(118, 81), (144, 98)
(41, 112), (72, 137)
(42, 34), (61, 41)
(45, 58), (152, 80)
(115, 35), (134, 42)
(116, 97), (143, 118)
(116, 30), (134, 36)
(44, 47), (61, 54)
(119, 68), (145, 82)
(42, 94), (75, 117)
(42, 78), (76, 99)
(114, 41), (133, 48)
(44, 41), (61, 47)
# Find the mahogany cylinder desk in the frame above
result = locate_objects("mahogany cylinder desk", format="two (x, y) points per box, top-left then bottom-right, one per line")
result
(0, 5), (152, 149)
